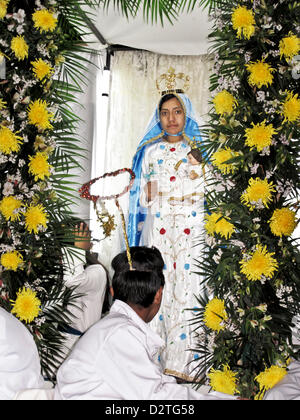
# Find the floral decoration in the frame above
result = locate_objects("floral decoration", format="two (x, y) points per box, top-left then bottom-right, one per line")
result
(0, 0), (101, 381)
(194, 0), (300, 400)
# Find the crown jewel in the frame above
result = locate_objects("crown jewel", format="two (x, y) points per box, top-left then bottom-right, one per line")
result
(156, 67), (190, 96)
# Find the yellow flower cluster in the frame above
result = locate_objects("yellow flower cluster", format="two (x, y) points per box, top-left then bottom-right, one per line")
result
(211, 147), (239, 174)
(241, 177), (275, 211)
(32, 9), (57, 33)
(31, 58), (54, 81)
(246, 59), (275, 88)
(1, 250), (24, 271)
(205, 212), (235, 239)
(0, 196), (23, 221)
(27, 99), (54, 131)
(240, 244), (278, 282)
(24, 203), (48, 234)
(28, 152), (52, 181)
(213, 90), (237, 115)
(208, 365), (239, 395)
(11, 287), (41, 324)
(0, 0), (8, 20)
(244, 121), (277, 152)
(11, 35), (29, 61)
(269, 207), (297, 237)
(255, 365), (287, 399)
(231, 6), (255, 39)
(0, 126), (23, 154)
(281, 91), (300, 123)
(279, 34), (300, 61)
(204, 297), (228, 332)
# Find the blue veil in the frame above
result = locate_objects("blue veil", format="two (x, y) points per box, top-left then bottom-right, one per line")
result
(127, 93), (204, 246)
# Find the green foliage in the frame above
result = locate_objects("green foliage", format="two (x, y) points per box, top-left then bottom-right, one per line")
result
(193, 0), (300, 399)
(0, 0), (100, 381)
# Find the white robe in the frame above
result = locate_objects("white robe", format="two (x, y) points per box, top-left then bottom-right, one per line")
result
(139, 139), (206, 381)
(0, 307), (45, 400)
(62, 249), (107, 356)
(54, 300), (230, 400)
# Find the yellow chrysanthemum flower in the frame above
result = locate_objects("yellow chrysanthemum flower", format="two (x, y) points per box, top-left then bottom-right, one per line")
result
(27, 99), (54, 131)
(31, 58), (54, 81)
(24, 203), (48, 234)
(32, 9), (57, 33)
(211, 147), (239, 174)
(241, 177), (275, 211)
(0, 126), (23, 154)
(0, 98), (7, 110)
(208, 365), (239, 395)
(232, 6), (255, 39)
(11, 287), (41, 324)
(281, 91), (300, 123)
(204, 297), (228, 332)
(205, 212), (235, 239)
(279, 34), (300, 61)
(10, 35), (29, 61)
(244, 121), (277, 152)
(28, 152), (51, 181)
(255, 366), (287, 399)
(213, 90), (238, 115)
(205, 213), (220, 236)
(246, 59), (275, 88)
(0, 196), (23, 221)
(0, 0), (8, 19)
(240, 244), (278, 282)
(269, 208), (297, 237)
(1, 250), (24, 271)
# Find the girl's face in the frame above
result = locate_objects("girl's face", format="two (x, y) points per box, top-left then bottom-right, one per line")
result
(159, 97), (185, 136)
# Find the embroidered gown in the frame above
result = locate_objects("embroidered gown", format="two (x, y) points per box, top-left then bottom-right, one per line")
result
(139, 138), (205, 381)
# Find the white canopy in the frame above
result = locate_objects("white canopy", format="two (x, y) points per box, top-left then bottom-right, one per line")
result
(87, 5), (213, 55)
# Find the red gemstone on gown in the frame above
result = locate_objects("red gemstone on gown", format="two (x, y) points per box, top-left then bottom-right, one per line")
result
(170, 176), (176, 182)
(160, 228), (166, 235)
(184, 228), (190, 235)
(170, 147), (176, 152)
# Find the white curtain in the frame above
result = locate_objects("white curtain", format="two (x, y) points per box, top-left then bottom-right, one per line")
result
(68, 51), (104, 221)
(90, 50), (213, 274)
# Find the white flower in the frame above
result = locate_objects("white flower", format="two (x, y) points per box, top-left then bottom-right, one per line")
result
(256, 304), (267, 312)
(2, 182), (14, 196)
(13, 9), (26, 23)
(250, 163), (259, 175)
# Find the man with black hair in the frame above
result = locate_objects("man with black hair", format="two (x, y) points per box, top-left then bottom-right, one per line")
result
(54, 246), (230, 400)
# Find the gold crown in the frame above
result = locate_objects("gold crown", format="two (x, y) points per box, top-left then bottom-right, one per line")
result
(156, 67), (190, 96)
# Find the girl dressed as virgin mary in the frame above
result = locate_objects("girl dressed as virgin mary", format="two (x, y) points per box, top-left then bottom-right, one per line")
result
(127, 82), (207, 382)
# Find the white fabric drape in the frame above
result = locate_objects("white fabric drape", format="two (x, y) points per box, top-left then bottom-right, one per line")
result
(90, 50), (213, 273)
(68, 51), (104, 221)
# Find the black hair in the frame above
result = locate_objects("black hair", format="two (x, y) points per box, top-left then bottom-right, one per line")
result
(188, 148), (202, 163)
(111, 246), (164, 273)
(111, 246), (165, 308)
(112, 270), (165, 308)
(158, 93), (177, 113)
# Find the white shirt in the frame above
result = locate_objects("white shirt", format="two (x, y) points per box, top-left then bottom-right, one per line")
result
(54, 300), (227, 400)
(63, 250), (107, 333)
(0, 307), (45, 400)
(62, 250), (107, 356)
